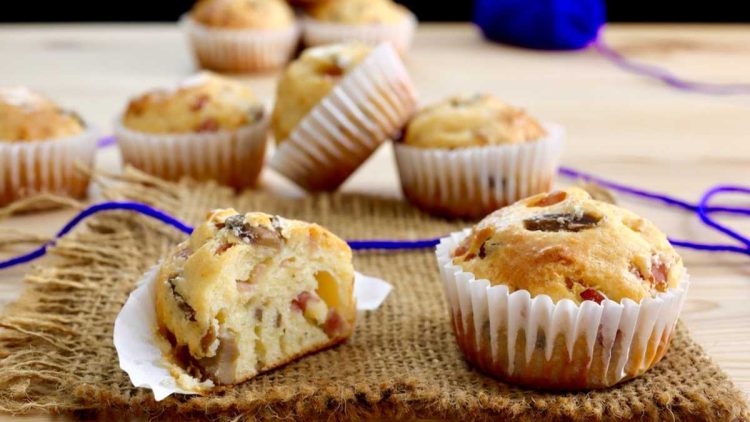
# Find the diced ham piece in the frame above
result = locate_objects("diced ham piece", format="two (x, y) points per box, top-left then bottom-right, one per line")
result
(580, 288), (606, 304)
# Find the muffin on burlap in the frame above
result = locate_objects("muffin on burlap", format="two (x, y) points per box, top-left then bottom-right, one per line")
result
(302, 0), (417, 56)
(395, 93), (563, 219)
(115, 73), (268, 189)
(436, 187), (690, 389)
(0, 86), (97, 206)
(269, 42), (417, 191)
(182, 0), (300, 73)
(156, 208), (355, 389)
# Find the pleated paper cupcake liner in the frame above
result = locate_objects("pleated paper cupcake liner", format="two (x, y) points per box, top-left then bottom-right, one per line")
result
(302, 14), (417, 56)
(181, 15), (300, 73)
(269, 42), (418, 191)
(115, 116), (269, 190)
(0, 127), (98, 206)
(394, 124), (564, 219)
(436, 229), (690, 390)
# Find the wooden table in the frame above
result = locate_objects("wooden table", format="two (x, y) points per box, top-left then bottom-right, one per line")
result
(1, 23), (749, 416)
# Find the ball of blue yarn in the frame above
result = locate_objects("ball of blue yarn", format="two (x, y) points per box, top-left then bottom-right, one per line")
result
(473, 0), (606, 50)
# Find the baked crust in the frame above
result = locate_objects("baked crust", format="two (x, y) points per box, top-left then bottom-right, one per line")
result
(191, 0), (295, 29)
(270, 43), (372, 143)
(452, 187), (684, 304)
(403, 93), (546, 149)
(306, 0), (409, 25)
(122, 72), (263, 134)
(0, 86), (84, 142)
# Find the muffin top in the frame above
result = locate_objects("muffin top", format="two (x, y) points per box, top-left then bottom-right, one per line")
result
(0, 86), (85, 142)
(190, 0), (295, 29)
(451, 187), (685, 305)
(306, 0), (410, 24)
(402, 94), (547, 149)
(271, 43), (371, 142)
(122, 73), (264, 134)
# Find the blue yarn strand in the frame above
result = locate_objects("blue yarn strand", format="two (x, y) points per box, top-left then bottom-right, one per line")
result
(1, 168), (749, 270)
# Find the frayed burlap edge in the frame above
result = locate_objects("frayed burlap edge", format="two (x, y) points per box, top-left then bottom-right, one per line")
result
(0, 167), (748, 421)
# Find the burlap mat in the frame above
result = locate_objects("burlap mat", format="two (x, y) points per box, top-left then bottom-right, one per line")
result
(0, 169), (747, 421)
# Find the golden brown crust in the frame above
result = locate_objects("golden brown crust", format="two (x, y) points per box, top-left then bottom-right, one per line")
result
(271, 43), (372, 143)
(452, 187), (685, 304)
(122, 72), (263, 134)
(191, 0), (295, 29)
(0, 86), (85, 142)
(403, 93), (546, 149)
(306, 0), (409, 24)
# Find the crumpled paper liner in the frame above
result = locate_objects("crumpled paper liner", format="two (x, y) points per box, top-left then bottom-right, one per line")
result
(181, 15), (301, 73)
(302, 13), (417, 56)
(269, 42), (418, 191)
(394, 123), (564, 219)
(114, 114), (269, 190)
(436, 229), (690, 390)
(0, 127), (98, 206)
(114, 266), (393, 401)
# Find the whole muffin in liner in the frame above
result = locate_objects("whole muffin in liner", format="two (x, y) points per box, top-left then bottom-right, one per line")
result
(436, 228), (690, 390)
(0, 128), (98, 206)
(269, 42), (417, 191)
(115, 115), (268, 190)
(181, 15), (300, 73)
(302, 13), (417, 56)
(394, 123), (564, 219)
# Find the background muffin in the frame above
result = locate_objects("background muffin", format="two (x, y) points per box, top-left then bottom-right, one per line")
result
(269, 42), (418, 191)
(183, 0), (300, 72)
(0, 86), (97, 206)
(271, 43), (371, 143)
(437, 187), (689, 390)
(302, 0), (417, 55)
(116, 73), (268, 189)
(394, 93), (562, 219)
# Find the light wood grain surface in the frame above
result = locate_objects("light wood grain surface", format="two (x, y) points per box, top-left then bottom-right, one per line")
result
(0, 23), (749, 417)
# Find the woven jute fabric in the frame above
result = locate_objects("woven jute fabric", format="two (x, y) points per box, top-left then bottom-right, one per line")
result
(0, 169), (748, 421)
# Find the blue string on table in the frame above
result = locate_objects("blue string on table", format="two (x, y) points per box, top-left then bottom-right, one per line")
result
(1, 167), (748, 270)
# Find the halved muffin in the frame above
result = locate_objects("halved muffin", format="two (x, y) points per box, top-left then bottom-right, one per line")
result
(155, 209), (355, 387)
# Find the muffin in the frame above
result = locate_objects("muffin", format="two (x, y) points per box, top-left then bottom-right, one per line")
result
(394, 93), (563, 219)
(302, 0), (417, 56)
(155, 209), (355, 388)
(436, 187), (689, 390)
(0, 86), (97, 206)
(182, 0), (300, 73)
(115, 73), (268, 189)
(269, 42), (417, 191)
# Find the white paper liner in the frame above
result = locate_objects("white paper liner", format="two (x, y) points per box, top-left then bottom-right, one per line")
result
(114, 267), (393, 401)
(394, 124), (564, 219)
(181, 14), (300, 73)
(302, 13), (417, 56)
(436, 229), (690, 389)
(269, 42), (418, 191)
(114, 113), (269, 190)
(0, 127), (98, 206)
